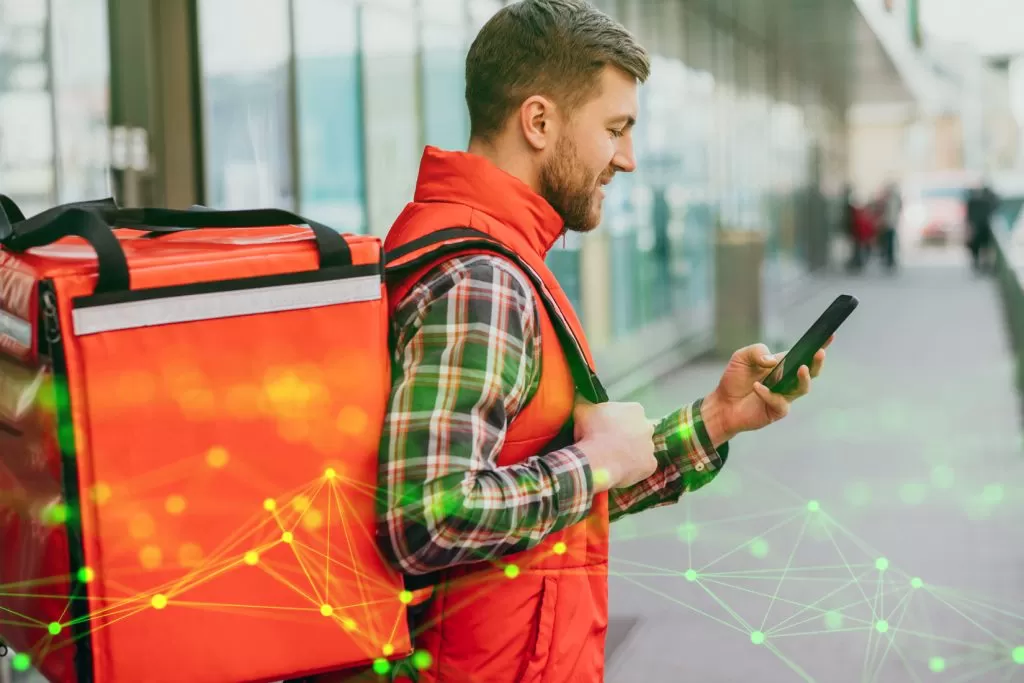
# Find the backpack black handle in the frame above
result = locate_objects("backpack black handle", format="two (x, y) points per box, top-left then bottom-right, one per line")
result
(1, 200), (352, 295)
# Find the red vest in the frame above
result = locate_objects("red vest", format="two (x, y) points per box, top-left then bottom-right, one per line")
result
(385, 147), (610, 683)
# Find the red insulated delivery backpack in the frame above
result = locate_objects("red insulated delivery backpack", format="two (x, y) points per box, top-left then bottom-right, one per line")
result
(0, 196), (600, 683)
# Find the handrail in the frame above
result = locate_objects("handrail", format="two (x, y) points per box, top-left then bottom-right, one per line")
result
(992, 216), (1024, 418)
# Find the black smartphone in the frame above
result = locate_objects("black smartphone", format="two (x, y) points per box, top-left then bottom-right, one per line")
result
(762, 294), (859, 394)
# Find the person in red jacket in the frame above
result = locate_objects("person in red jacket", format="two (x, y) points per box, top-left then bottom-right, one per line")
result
(312, 1), (827, 681)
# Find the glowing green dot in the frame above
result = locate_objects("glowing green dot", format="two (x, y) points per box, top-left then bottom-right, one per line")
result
(684, 569), (698, 582)
(504, 564), (519, 579)
(931, 465), (954, 489)
(899, 482), (927, 505)
(372, 658), (391, 674)
(593, 469), (610, 486)
(929, 656), (946, 672)
(750, 631), (765, 645)
(749, 538), (769, 558)
(911, 577), (923, 589)
(12, 652), (30, 672)
(824, 611), (844, 630)
(1013, 646), (1024, 664)
(412, 650), (433, 670)
(676, 522), (698, 544)
(77, 566), (95, 583)
(806, 500), (820, 512)
(43, 502), (69, 526)
(875, 557), (889, 572)
(399, 590), (413, 604)
(48, 622), (62, 636)
(982, 484), (1004, 505)
(875, 620), (888, 633)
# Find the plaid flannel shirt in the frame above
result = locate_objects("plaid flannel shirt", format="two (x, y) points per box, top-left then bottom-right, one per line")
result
(378, 254), (728, 575)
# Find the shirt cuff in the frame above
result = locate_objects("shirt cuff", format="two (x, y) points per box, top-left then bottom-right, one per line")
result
(540, 445), (595, 533)
(659, 398), (729, 492)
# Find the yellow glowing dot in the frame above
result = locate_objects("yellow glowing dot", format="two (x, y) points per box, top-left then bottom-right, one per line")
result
(151, 594), (168, 609)
(342, 617), (357, 631)
(324, 467), (337, 480)
(178, 543), (204, 568)
(281, 531), (294, 544)
(383, 644), (395, 656)
(139, 545), (163, 570)
(292, 495), (311, 513)
(244, 551), (260, 566)
(165, 495), (187, 515)
(399, 590), (414, 604)
(593, 468), (610, 486)
(302, 509), (323, 531)
(504, 564), (520, 579)
(91, 482), (112, 505)
(553, 541), (568, 555)
(320, 604), (333, 617)
(130, 513), (155, 540)
(205, 446), (229, 469)
(336, 406), (368, 435)
(263, 498), (277, 511)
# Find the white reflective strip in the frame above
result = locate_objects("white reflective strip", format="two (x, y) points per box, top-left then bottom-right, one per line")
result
(72, 275), (380, 336)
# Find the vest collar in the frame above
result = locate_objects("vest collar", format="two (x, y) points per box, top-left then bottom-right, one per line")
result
(412, 146), (566, 258)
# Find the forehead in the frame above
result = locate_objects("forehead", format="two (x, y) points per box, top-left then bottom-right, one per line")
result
(583, 65), (639, 119)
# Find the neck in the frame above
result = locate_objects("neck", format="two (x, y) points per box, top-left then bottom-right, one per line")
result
(467, 135), (541, 195)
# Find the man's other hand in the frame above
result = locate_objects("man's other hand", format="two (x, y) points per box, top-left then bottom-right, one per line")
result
(702, 338), (831, 445)
(574, 399), (656, 492)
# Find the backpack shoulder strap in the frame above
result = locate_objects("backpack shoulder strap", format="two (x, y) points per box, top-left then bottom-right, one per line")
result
(384, 227), (607, 405)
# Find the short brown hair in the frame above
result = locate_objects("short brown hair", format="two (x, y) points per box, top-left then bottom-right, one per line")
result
(466, 0), (650, 142)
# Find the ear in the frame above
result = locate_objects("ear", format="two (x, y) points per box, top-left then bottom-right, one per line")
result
(518, 95), (558, 151)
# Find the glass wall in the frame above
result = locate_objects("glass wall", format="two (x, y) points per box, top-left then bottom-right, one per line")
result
(293, 0), (366, 232)
(0, 0), (110, 218)
(188, 0), (839, 364)
(198, 0), (294, 210)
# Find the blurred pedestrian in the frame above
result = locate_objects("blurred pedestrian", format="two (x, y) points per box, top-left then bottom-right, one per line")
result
(967, 184), (998, 272)
(877, 181), (901, 272)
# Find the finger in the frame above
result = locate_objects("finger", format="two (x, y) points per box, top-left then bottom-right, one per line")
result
(745, 343), (773, 366)
(793, 365), (811, 397)
(753, 382), (791, 419)
(756, 348), (782, 368)
(810, 349), (826, 378)
(822, 335), (835, 350)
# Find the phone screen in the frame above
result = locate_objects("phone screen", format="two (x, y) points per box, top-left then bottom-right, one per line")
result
(763, 294), (858, 393)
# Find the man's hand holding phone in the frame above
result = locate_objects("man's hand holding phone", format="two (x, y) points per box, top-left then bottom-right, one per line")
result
(702, 338), (831, 446)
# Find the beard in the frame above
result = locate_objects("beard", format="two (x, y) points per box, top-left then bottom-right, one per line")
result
(539, 136), (610, 233)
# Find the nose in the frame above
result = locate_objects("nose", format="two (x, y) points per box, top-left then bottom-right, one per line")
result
(612, 139), (636, 174)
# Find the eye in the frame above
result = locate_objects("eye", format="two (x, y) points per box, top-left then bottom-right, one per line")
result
(609, 128), (624, 139)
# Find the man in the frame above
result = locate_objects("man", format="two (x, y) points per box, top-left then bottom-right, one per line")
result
(878, 181), (901, 272)
(967, 184), (998, 272)
(373, 1), (825, 681)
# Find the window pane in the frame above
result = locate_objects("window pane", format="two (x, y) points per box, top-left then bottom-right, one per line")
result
(51, 0), (111, 203)
(422, 3), (469, 151)
(198, 0), (294, 210)
(0, 0), (55, 217)
(293, 0), (366, 232)
(361, 3), (419, 235)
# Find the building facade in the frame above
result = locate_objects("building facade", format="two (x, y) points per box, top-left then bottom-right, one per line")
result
(0, 0), (887, 383)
